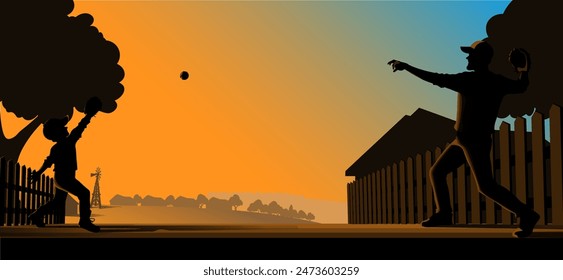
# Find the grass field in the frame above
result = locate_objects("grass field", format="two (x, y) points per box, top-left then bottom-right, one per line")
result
(65, 205), (320, 225)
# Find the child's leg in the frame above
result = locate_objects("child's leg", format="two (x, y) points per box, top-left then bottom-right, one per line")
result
(55, 176), (92, 222)
(29, 188), (68, 226)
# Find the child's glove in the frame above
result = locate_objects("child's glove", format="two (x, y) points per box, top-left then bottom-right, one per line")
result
(85, 96), (102, 116)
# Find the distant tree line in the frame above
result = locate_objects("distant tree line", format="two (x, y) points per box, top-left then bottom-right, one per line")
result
(109, 193), (241, 211)
(110, 193), (315, 221)
(247, 199), (315, 221)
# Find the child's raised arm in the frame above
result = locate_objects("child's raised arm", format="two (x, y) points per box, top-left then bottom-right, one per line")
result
(68, 96), (102, 142)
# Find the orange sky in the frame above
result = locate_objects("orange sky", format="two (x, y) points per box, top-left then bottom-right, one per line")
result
(5, 1), (383, 205)
(2, 1), (507, 210)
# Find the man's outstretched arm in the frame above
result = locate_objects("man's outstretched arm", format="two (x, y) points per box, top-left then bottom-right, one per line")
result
(387, 59), (450, 87)
(387, 60), (457, 89)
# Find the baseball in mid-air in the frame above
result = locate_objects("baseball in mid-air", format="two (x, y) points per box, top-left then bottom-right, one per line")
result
(180, 71), (189, 80)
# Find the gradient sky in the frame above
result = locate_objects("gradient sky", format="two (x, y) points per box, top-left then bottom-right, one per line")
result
(2, 0), (510, 207)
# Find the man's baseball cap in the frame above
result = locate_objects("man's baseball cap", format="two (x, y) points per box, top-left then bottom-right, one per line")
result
(461, 40), (493, 61)
(43, 116), (69, 140)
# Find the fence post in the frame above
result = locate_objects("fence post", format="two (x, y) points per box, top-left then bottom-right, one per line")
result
(347, 182), (351, 224)
(7, 160), (15, 226)
(392, 163), (399, 224)
(399, 160), (406, 224)
(1, 157), (6, 226)
(381, 167), (388, 224)
(352, 179), (360, 224)
(514, 117), (528, 206)
(407, 157), (415, 224)
(470, 169), (480, 224)
(350, 182), (355, 224)
(456, 164), (467, 224)
(532, 112), (546, 225)
(353, 178), (360, 224)
(14, 163), (21, 226)
(366, 174), (373, 224)
(375, 170), (383, 224)
(25, 167), (33, 225)
(386, 165), (392, 223)
(499, 122), (513, 225)
(364, 176), (369, 224)
(20, 165), (28, 225)
(356, 177), (366, 224)
(360, 176), (365, 224)
(370, 172), (376, 224)
(359, 179), (364, 224)
(416, 154), (424, 223)
(349, 181), (355, 224)
(357, 179), (362, 224)
(361, 176), (369, 224)
(550, 104), (563, 225)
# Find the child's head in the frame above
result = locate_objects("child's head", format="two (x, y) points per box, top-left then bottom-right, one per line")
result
(43, 116), (70, 142)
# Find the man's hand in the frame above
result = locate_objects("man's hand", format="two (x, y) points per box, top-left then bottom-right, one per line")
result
(387, 60), (408, 72)
(509, 48), (531, 72)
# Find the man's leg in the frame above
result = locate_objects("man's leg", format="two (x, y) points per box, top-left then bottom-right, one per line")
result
(463, 142), (539, 237)
(422, 142), (466, 227)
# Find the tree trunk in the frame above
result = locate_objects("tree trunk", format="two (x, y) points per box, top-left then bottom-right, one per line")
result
(0, 111), (44, 162)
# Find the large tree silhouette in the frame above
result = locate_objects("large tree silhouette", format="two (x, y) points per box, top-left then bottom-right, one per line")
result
(0, 0), (124, 161)
(485, 0), (561, 118)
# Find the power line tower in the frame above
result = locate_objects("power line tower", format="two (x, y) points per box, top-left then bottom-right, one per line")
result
(90, 167), (102, 209)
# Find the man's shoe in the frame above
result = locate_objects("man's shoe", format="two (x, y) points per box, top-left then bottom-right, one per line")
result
(79, 220), (101, 233)
(421, 211), (453, 227)
(513, 210), (540, 238)
(28, 212), (45, 227)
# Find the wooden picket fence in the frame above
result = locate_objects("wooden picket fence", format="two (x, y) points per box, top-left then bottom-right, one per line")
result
(347, 104), (563, 226)
(0, 157), (65, 226)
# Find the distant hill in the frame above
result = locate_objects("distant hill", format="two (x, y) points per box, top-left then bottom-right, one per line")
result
(208, 192), (347, 224)
(107, 192), (347, 224)
(66, 205), (318, 225)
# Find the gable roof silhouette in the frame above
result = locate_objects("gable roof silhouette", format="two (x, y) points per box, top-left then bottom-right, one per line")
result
(346, 108), (456, 178)
(66, 195), (79, 216)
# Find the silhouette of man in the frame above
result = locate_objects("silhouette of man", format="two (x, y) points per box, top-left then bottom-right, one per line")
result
(388, 39), (539, 238)
(28, 97), (103, 233)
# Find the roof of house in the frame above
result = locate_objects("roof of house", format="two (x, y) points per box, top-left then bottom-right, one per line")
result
(345, 108), (456, 178)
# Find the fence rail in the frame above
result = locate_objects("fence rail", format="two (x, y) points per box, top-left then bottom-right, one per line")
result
(1, 157), (65, 226)
(348, 104), (563, 226)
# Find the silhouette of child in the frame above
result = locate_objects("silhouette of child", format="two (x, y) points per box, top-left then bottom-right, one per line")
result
(28, 97), (102, 233)
(388, 40), (539, 238)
